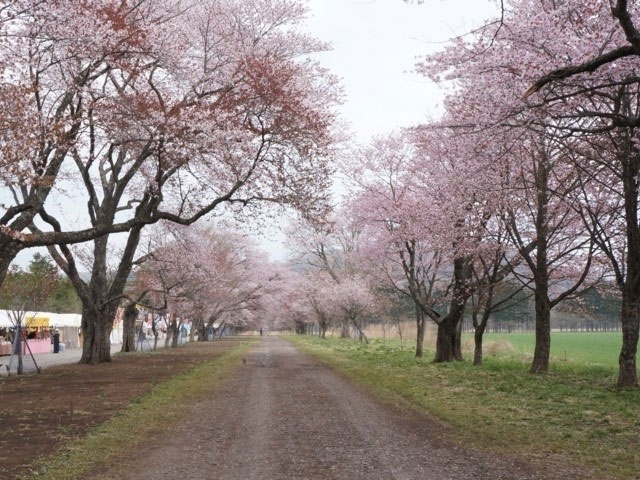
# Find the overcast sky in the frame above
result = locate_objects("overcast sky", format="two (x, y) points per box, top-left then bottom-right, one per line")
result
(260, 0), (498, 259)
(303, 0), (496, 140)
(13, 0), (498, 267)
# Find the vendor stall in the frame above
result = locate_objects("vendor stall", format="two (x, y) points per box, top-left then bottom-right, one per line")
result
(0, 310), (13, 355)
(0, 310), (82, 355)
(49, 313), (82, 349)
(24, 339), (51, 354)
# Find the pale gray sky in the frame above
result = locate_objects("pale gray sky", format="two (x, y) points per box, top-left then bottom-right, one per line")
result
(302, 0), (496, 140)
(261, 0), (497, 259)
(13, 0), (497, 266)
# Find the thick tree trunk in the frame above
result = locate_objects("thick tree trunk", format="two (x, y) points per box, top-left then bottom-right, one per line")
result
(80, 304), (114, 364)
(121, 303), (138, 353)
(618, 292), (639, 386)
(434, 257), (467, 363)
(151, 316), (159, 351)
(617, 143), (640, 387)
(415, 307), (426, 358)
(434, 315), (462, 362)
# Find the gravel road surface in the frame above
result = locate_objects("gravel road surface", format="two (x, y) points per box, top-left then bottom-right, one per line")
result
(120, 337), (567, 480)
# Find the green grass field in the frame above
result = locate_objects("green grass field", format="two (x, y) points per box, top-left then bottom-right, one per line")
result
(480, 332), (634, 367)
(290, 335), (640, 480)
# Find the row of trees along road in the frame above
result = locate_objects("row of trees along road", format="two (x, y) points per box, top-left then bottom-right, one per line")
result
(123, 226), (280, 352)
(0, 0), (339, 364)
(3, 0), (640, 390)
(276, 0), (640, 387)
(412, 0), (640, 387)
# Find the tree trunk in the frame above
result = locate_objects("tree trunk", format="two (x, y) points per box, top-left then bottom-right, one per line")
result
(351, 317), (368, 344)
(189, 320), (196, 343)
(434, 315), (462, 362)
(15, 324), (23, 375)
(415, 306), (426, 358)
(618, 291), (639, 386)
(617, 140), (640, 386)
(217, 322), (228, 339)
(0, 239), (21, 289)
(80, 304), (114, 364)
(473, 309), (492, 366)
(121, 303), (138, 353)
(171, 320), (181, 348)
(434, 257), (467, 362)
(340, 318), (350, 338)
(530, 153), (552, 374)
(198, 321), (208, 341)
(395, 318), (403, 349)
(473, 326), (484, 366)
(530, 284), (551, 373)
(320, 319), (328, 339)
(151, 315), (159, 351)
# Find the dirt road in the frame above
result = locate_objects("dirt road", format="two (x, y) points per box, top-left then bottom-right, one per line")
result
(0, 340), (240, 480)
(118, 337), (558, 480)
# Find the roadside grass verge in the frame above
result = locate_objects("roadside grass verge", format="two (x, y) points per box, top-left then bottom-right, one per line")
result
(289, 336), (640, 480)
(22, 340), (254, 480)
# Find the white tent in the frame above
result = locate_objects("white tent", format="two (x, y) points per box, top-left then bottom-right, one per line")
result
(0, 310), (81, 328)
(0, 310), (11, 328)
(49, 313), (82, 327)
(0, 310), (83, 349)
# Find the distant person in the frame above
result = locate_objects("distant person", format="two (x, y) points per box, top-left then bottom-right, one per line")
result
(53, 330), (60, 354)
(259, 328), (263, 336)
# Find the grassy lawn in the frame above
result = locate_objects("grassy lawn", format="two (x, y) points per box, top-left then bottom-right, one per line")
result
(481, 332), (634, 367)
(23, 340), (254, 480)
(289, 335), (640, 480)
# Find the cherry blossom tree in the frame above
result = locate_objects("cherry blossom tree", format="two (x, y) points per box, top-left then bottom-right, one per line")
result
(467, 227), (531, 366)
(302, 273), (338, 338)
(343, 133), (446, 357)
(287, 214), (365, 337)
(325, 276), (377, 343)
(419, 0), (638, 383)
(0, 0), (224, 285)
(131, 225), (278, 346)
(28, 0), (339, 364)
